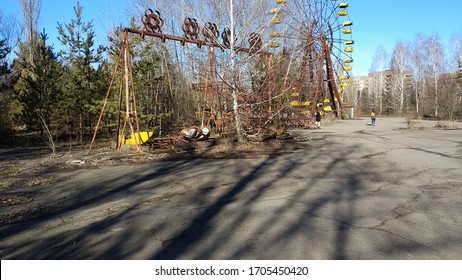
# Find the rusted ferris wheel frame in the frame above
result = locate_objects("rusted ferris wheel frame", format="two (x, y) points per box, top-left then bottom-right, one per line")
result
(273, 0), (353, 119)
(321, 34), (344, 118)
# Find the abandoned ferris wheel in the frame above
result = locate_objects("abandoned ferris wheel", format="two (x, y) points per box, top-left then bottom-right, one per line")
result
(269, 0), (354, 120)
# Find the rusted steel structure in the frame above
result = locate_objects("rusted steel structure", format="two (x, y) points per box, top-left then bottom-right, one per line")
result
(89, 1), (355, 150)
(126, 9), (271, 55)
(89, 8), (274, 151)
(273, 0), (354, 123)
(90, 30), (143, 151)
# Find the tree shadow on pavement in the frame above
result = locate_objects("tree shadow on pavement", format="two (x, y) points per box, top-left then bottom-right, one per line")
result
(0, 139), (379, 259)
(2, 130), (457, 259)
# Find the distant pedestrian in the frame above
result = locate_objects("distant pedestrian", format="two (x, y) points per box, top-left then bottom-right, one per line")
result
(315, 108), (322, 128)
(370, 110), (376, 126)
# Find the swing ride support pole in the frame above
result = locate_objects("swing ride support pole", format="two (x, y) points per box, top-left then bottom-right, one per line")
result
(115, 62), (124, 149)
(123, 33), (131, 130)
(128, 40), (143, 152)
(311, 56), (324, 115)
(89, 43), (124, 152)
(268, 55), (273, 120)
(122, 30), (142, 151)
(322, 35), (345, 119)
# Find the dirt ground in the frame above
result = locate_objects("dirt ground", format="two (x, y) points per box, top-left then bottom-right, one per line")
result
(0, 131), (310, 225)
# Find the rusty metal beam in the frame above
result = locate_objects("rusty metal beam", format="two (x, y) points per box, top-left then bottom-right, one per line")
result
(124, 28), (271, 56)
(322, 35), (345, 119)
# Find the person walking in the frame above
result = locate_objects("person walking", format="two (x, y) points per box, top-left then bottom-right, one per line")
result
(315, 108), (322, 128)
(370, 110), (376, 126)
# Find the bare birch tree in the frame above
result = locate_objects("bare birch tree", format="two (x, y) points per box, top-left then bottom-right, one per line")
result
(426, 33), (445, 117)
(18, 0), (42, 60)
(450, 32), (462, 98)
(411, 33), (428, 117)
(439, 73), (458, 120)
(390, 40), (411, 115)
(0, 11), (20, 65)
(370, 45), (388, 114)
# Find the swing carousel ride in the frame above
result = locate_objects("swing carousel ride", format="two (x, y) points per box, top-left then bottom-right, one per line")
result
(89, 0), (354, 151)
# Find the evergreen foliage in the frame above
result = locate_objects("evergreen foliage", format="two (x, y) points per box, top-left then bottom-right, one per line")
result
(0, 39), (16, 138)
(57, 2), (105, 143)
(0, 39), (10, 62)
(13, 32), (62, 135)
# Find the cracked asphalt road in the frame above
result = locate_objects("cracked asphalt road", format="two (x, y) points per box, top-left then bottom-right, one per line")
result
(1, 117), (461, 259)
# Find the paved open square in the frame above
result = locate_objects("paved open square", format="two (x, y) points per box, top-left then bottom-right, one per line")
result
(1, 118), (461, 259)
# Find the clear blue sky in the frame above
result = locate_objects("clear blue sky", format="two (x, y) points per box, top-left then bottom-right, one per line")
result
(351, 0), (461, 76)
(3, 0), (461, 76)
(3, 0), (127, 51)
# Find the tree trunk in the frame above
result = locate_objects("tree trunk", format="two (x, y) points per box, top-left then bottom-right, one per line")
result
(434, 76), (439, 117)
(229, 0), (245, 142)
(79, 101), (83, 144)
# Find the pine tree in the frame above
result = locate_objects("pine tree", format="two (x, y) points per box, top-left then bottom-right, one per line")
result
(13, 32), (62, 136)
(132, 34), (166, 133)
(0, 38), (10, 88)
(0, 39), (9, 62)
(57, 2), (105, 143)
(0, 39), (15, 138)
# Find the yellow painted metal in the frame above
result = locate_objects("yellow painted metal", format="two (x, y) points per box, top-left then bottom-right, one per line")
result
(290, 101), (300, 107)
(291, 92), (300, 97)
(339, 3), (349, 9)
(269, 32), (280, 38)
(344, 47), (354, 53)
(276, 0), (287, 4)
(301, 101), (311, 106)
(343, 58), (353, 63)
(342, 21), (353, 26)
(340, 83), (349, 88)
(342, 29), (352, 34)
(324, 99), (331, 103)
(344, 65), (353, 71)
(270, 7), (281, 14)
(120, 131), (154, 145)
(324, 106), (333, 112)
(344, 40), (355, 45)
(338, 10), (348, 16)
(269, 42), (281, 48)
(339, 75), (349, 80)
(271, 18), (282, 24)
